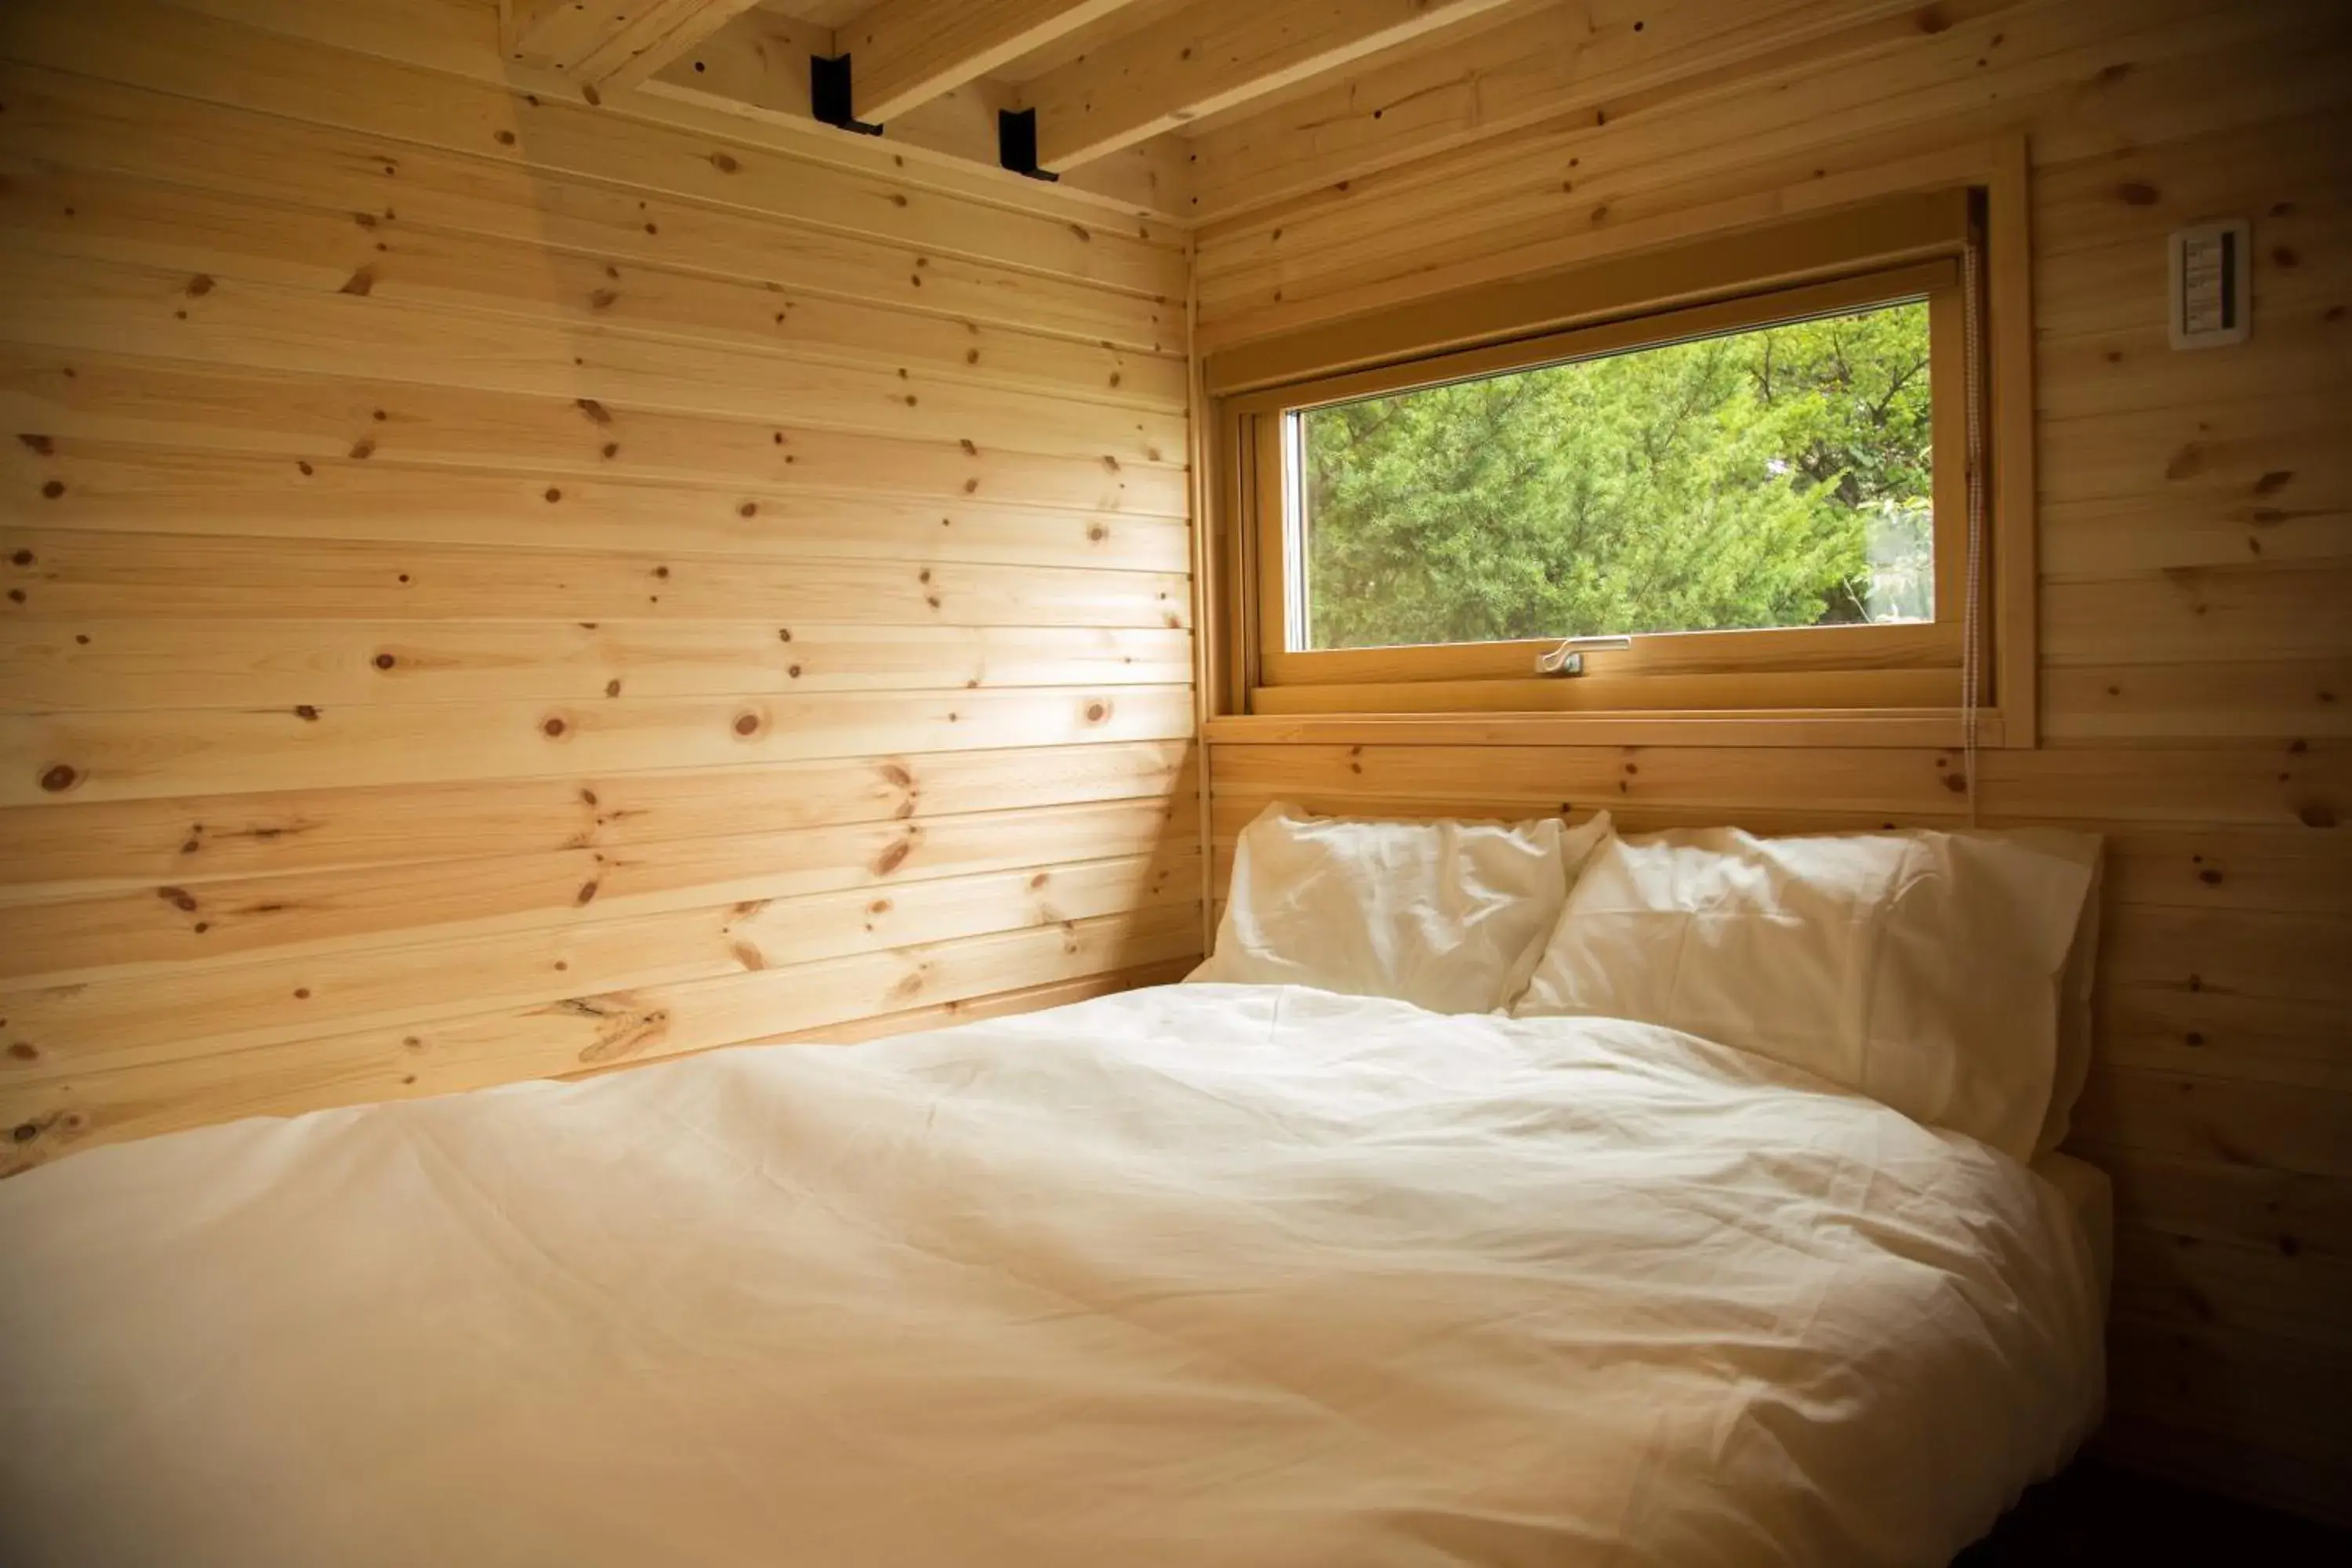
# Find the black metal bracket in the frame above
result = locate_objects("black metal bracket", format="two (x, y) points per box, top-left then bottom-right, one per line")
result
(811, 53), (883, 136)
(996, 107), (1058, 182)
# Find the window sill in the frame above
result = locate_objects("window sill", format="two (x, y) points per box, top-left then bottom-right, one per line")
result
(1203, 710), (2013, 750)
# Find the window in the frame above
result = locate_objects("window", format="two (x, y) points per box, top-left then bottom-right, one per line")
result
(1290, 289), (1942, 652)
(1206, 171), (2037, 745)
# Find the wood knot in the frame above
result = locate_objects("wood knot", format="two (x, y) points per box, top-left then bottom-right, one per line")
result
(543, 716), (568, 737)
(41, 479), (64, 499)
(374, 652), (396, 670)
(710, 151), (739, 173)
(738, 501), (757, 517)
(1083, 701), (1109, 724)
(2116, 181), (2159, 206)
(293, 704), (321, 721)
(733, 712), (760, 735)
(38, 764), (77, 792)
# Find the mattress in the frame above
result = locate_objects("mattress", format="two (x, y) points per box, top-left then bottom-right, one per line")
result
(2034, 1149), (2115, 1309)
(0, 983), (2106, 1567)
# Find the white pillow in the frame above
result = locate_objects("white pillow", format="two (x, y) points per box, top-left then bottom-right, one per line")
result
(1512, 826), (2100, 1160)
(1191, 804), (1613, 1014)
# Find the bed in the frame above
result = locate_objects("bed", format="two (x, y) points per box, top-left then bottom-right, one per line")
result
(0, 980), (2107, 1566)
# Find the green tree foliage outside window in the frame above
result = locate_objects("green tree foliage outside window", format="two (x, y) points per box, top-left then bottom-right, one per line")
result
(1295, 299), (1936, 651)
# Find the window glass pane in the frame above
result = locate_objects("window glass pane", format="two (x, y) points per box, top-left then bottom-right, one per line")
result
(1290, 297), (1935, 652)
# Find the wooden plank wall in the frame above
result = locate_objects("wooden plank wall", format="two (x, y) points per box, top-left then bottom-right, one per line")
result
(1194, 0), (2352, 1523)
(0, 0), (1203, 1172)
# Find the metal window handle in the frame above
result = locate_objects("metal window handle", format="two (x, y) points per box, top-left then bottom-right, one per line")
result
(1535, 636), (1632, 676)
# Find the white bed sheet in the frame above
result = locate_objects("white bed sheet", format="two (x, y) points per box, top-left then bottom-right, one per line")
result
(0, 984), (2105, 1567)
(2033, 1150), (2114, 1309)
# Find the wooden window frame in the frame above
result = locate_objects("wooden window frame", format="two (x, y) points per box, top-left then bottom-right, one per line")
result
(1198, 139), (2038, 750)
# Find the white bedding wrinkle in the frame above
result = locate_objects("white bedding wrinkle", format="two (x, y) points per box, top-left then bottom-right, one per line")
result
(0, 985), (2103, 1568)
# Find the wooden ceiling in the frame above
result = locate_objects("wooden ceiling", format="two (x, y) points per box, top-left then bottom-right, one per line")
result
(499, 0), (1984, 226)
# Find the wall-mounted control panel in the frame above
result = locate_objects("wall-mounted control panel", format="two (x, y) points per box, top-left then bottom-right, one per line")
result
(2169, 220), (2252, 350)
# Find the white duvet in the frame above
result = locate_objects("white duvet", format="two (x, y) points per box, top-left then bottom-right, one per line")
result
(0, 985), (2103, 1567)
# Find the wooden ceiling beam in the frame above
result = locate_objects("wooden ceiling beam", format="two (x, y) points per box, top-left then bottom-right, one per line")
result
(502, 0), (772, 91)
(840, 0), (1161, 125)
(640, 5), (1193, 220)
(1018, 0), (1524, 171)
